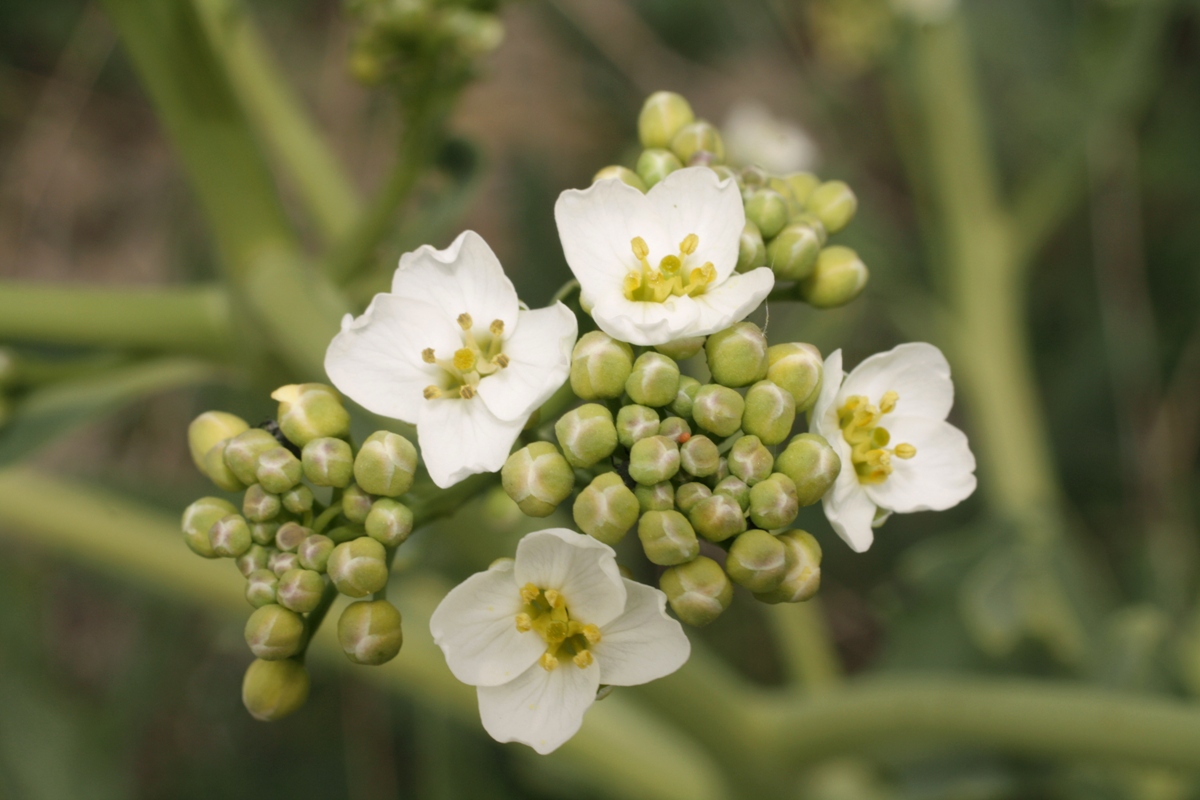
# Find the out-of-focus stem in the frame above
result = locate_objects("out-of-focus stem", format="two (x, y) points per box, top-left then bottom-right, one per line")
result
(764, 600), (842, 691)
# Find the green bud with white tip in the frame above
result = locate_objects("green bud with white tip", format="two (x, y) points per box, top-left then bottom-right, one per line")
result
(635, 481), (675, 512)
(242, 658), (309, 721)
(282, 485), (313, 515)
(269, 550), (301, 576)
(671, 376), (701, 419)
(776, 433), (842, 506)
(626, 352), (680, 408)
(338, 599), (404, 665)
(679, 434), (720, 477)
(298, 534), (334, 572)
(655, 336), (705, 361)
(275, 521), (310, 553)
(785, 172), (820, 205)
(328, 538), (389, 598)
(209, 514), (252, 558)
(755, 530), (822, 603)
(749, 473), (800, 530)
(245, 569), (278, 608)
(573, 472), (640, 545)
(616, 404), (660, 448)
(742, 380), (796, 445)
(767, 343), (823, 411)
(244, 604), (306, 660)
(767, 222), (822, 281)
(502, 442), (574, 517)
(256, 447), (302, 494)
(271, 383), (350, 446)
(799, 246), (868, 308)
(714, 476), (751, 510)
(737, 220), (767, 273)
(629, 435), (681, 485)
(555, 404), (618, 468)
(243, 484), (281, 523)
(692, 384), (745, 437)
(353, 431), (417, 497)
(806, 180), (857, 233)
(688, 493), (746, 542)
(657, 416), (691, 444)
(237, 544), (273, 578)
(202, 440), (247, 492)
(638, 510), (699, 565)
(744, 188), (789, 240)
(342, 484), (373, 524)
(639, 91), (695, 149)
(706, 323), (769, 388)
(182, 497), (237, 558)
(302, 437), (354, 488)
(223, 428), (281, 486)
(250, 521), (279, 547)
(277, 568), (325, 614)
(187, 411), (248, 474)
(366, 498), (414, 547)
(636, 148), (682, 189)
(570, 331), (634, 400)
(728, 435), (774, 485)
(670, 120), (724, 164)
(675, 482), (712, 514)
(593, 165), (647, 192)
(726, 530), (788, 593)
(660, 556), (733, 627)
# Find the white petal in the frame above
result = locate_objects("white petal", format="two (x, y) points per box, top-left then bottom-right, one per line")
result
(822, 456), (877, 552)
(646, 167), (745, 283)
(809, 349), (845, 442)
(477, 658), (600, 755)
(590, 294), (700, 347)
(477, 303), (577, 422)
(686, 267), (774, 338)
(325, 296), (458, 423)
(513, 529), (626, 627)
(841, 342), (954, 421)
(417, 396), (525, 488)
(429, 560), (545, 687)
(863, 416), (977, 513)
(592, 579), (690, 687)
(390, 230), (520, 334)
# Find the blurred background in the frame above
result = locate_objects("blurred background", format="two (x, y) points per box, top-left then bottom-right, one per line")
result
(1, 0), (1199, 797)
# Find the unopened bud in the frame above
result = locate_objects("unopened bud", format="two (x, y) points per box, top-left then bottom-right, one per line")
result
(338, 599), (403, 665)
(660, 556), (732, 627)
(365, 498), (414, 547)
(242, 658), (309, 721)
(256, 447), (302, 494)
(243, 484), (281, 523)
(629, 435), (681, 485)
(209, 514), (252, 558)
(767, 343), (823, 411)
(298, 534), (334, 572)
(244, 604), (306, 660)
(250, 521), (279, 547)
(502, 442), (574, 517)
(737, 220), (767, 273)
(744, 188), (789, 240)
(728, 435), (774, 485)
(635, 481), (675, 512)
(342, 484), (373, 524)
(806, 180), (857, 233)
(555, 404), (618, 468)
(726, 529), (788, 593)
(670, 120), (725, 164)
(282, 484), (313, 515)
(224, 428), (281, 486)
(799, 246), (868, 309)
(688, 493), (746, 542)
(749, 473), (800, 530)
(277, 568), (325, 614)
(269, 550), (301, 576)
(202, 440), (247, 492)
(328, 537), (389, 598)
(755, 530), (822, 604)
(275, 521), (311, 553)
(671, 375), (701, 419)
(638, 91), (695, 149)
(570, 331), (634, 400)
(692, 384), (745, 438)
(679, 434), (720, 477)
(776, 433), (841, 506)
(675, 482), (712, 514)
(625, 352), (680, 408)
(245, 568), (278, 607)
(187, 411), (249, 473)
(594, 165), (647, 192)
(302, 437), (354, 488)
(705, 323), (769, 388)
(785, 172), (820, 205)
(714, 476), (751, 510)
(636, 148), (683, 189)
(573, 472), (640, 545)
(237, 544), (272, 577)
(767, 222), (822, 281)
(182, 497), (237, 558)
(654, 336), (705, 361)
(741, 380), (796, 445)
(637, 510), (699, 566)
(616, 404), (659, 447)
(354, 431), (417, 497)
(271, 383), (350, 446)
(657, 416), (691, 444)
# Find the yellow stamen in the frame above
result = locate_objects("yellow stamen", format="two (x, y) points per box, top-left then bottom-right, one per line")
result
(515, 613), (533, 633)
(894, 443), (917, 459)
(520, 583), (541, 604)
(458, 385), (475, 399)
(544, 589), (564, 609)
(423, 386), (442, 399)
(490, 319), (504, 336)
(581, 624), (601, 644)
(457, 313), (473, 330)
(422, 348), (436, 364)
(880, 391), (899, 414)
(539, 652), (559, 671)
(680, 233), (699, 255)
(573, 650), (594, 668)
(493, 353), (510, 369)
(838, 392), (914, 485)
(631, 236), (650, 261)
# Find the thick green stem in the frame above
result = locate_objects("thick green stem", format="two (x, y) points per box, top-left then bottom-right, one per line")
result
(764, 600), (842, 691)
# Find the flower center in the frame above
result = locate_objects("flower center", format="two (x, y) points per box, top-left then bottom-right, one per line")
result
(514, 582), (601, 671)
(422, 314), (510, 400)
(837, 391), (917, 485)
(623, 234), (717, 302)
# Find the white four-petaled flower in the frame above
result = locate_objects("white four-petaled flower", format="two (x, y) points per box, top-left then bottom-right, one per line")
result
(325, 231), (577, 489)
(430, 529), (691, 754)
(811, 342), (977, 552)
(554, 167), (774, 346)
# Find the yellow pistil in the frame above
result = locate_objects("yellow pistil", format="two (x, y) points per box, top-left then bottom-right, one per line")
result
(422, 312), (509, 401)
(516, 583), (602, 671)
(837, 392), (917, 485)
(453, 348), (477, 372)
(623, 233), (717, 302)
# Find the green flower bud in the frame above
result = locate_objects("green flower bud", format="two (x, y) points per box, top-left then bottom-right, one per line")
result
(616, 404), (660, 448)
(625, 352), (680, 408)
(785, 172), (820, 205)
(256, 446), (302, 494)
(726, 530), (788, 593)
(302, 437), (354, 488)
(242, 658), (309, 721)
(237, 544), (272, 577)
(705, 323), (769, 388)
(365, 498), (414, 547)
(767, 343), (823, 411)
(593, 165), (647, 192)
(326, 524), (365, 544)
(269, 550), (301, 576)
(282, 485), (314, 515)
(555, 404), (618, 468)
(342, 484), (373, 524)
(636, 148), (683, 189)
(714, 476), (751, 510)
(742, 380), (797, 445)
(755, 530), (822, 604)
(671, 376), (702, 421)
(223, 428), (281, 486)
(327, 537), (389, 598)
(250, 521), (279, 547)
(573, 473), (640, 545)
(187, 411), (249, 473)
(245, 569), (278, 608)
(806, 180), (857, 233)
(657, 416), (691, 444)
(675, 482), (712, 514)
(749, 473), (800, 530)
(654, 336), (706, 361)
(736, 220), (767, 273)
(353, 431), (417, 497)
(202, 439), (247, 492)
(744, 188), (789, 240)
(660, 556), (733, 627)
(501, 442), (574, 517)
(271, 383), (350, 447)
(570, 331), (634, 400)
(728, 435), (774, 485)
(277, 568), (325, 614)
(710, 164), (738, 183)
(635, 481), (675, 512)
(338, 599), (403, 665)
(181, 497), (237, 558)
(242, 484), (281, 523)
(789, 211), (828, 244)
(679, 434), (720, 477)
(637, 510), (699, 566)
(766, 222), (822, 281)
(209, 514), (252, 558)
(628, 435), (681, 485)
(692, 384), (745, 437)
(688, 493), (746, 542)
(776, 433), (842, 506)
(638, 91), (695, 149)
(244, 604), (306, 660)
(798, 246), (868, 309)
(275, 521), (311, 553)
(670, 120), (725, 164)
(298, 534), (334, 572)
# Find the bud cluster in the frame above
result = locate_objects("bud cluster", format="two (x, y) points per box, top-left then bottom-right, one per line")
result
(183, 383), (410, 720)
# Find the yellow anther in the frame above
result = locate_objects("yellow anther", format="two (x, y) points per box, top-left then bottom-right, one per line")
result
(544, 589), (564, 609)
(573, 650), (594, 668)
(880, 391), (899, 414)
(624, 272), (642, 299)
(680, 233), (699, 255)
(422, 348), (437, 364)
(581, 624), (601, 644)
(493, 353), (510, 369)
(539, 652), (559, 671)
(423, 385), (442, 399)
(453, 348), (477, 372)
(520, 583), (541, 604)
(457, 313), (473, 330)
(489, 319), (505, 336)
(894, 443), (917, 459)
(458, 385), (475, 399)
(631, 236), (650, 260)
(515, 613), (533, 633)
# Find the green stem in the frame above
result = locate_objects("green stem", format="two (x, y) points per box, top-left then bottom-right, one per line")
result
(300, 582), (340, 658)
(764, 600), (842, 691)
(311, 501), (343, 535)
(550, 279), (581, 305)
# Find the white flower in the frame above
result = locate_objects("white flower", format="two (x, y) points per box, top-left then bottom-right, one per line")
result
(811, 342), (977, 552)
(722, 101), (818, 175)
(430, 529), (691, 754)
(554, 167), (774, 347)
(324, 231), (578, 489)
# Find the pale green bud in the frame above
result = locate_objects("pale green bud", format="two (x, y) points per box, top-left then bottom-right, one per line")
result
(754, 530), (822, 604)
(593, 165), (647, 192)
(245, 569), (278, 608)
(710, 164), (738, 183)
(282, 484), (314, 515)
(742, 380), (797, 445)
(223, 428), (281, 486)
(181, 497), (237, 558)
(573, 472), (640, 545)
(636, 148), (683, 189)
(271, 383), (350, 446)
(785, 172), (820, 205)
(688, 493), (746, 542)
(679, 434), (720, 477)
(692, 384), (745, 437)
(657, 416), (691, 444)
(776, 433), (841, 506)
(256, 446), (302, 494)
(269, 550), (301, 576)
(714, 476), (750, 510)
(326, 524), (365, 545)
(675, 482), (712, 514)
(244, 603), (306, 660)
(639, 91), (695, 149)
(766, 222), (822, 281)
(670, 120), (725, 164)
(353, 431), (417, 497)
(202, 440), (247, 492)
(670, 376), (701, 419)
(555, 404), (618, 468)
(799, 246), (868, 308)
(365, 498), (414, 547)
(767, 343), (823, 411)
(628, 435), (680, 485)
(242, 658), (309, 721)
(502, 442), (574, 517)
(342, 484), (373, 524)
(277, 568), (325, 614)
(736, 220), (767, 273)
(806, 180), (857, 233)
(749, 473), (800, 530)
(250, 521), (279, 547)
(660, 556), (732, 627)
(302, 437), (354, 488)
(713, 456), (731, 484)
(339, 599), (403, 665)
(616, 404), (660, 448)
(237, 544), (272, 577)
(789, 211), (828, 244)
(327, 537), (389, 598)
(298, 534), (334, 572)
(635, 481), (675, 512)
(187, 411), (249, 473)
(705, 323), (769, 388)
(625, 352), (680, 408)
(768, 176), (800, 208)
(726, 529), (788, 593)
(637, 510), (699, 566)
(744, 188), (788, 240)
(654, 336), (706, 361)
(275, 521), (311, 553)
(242, 484), (281, 523)
(570, 331), (634, 400)
(209, 514), (252, 558)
